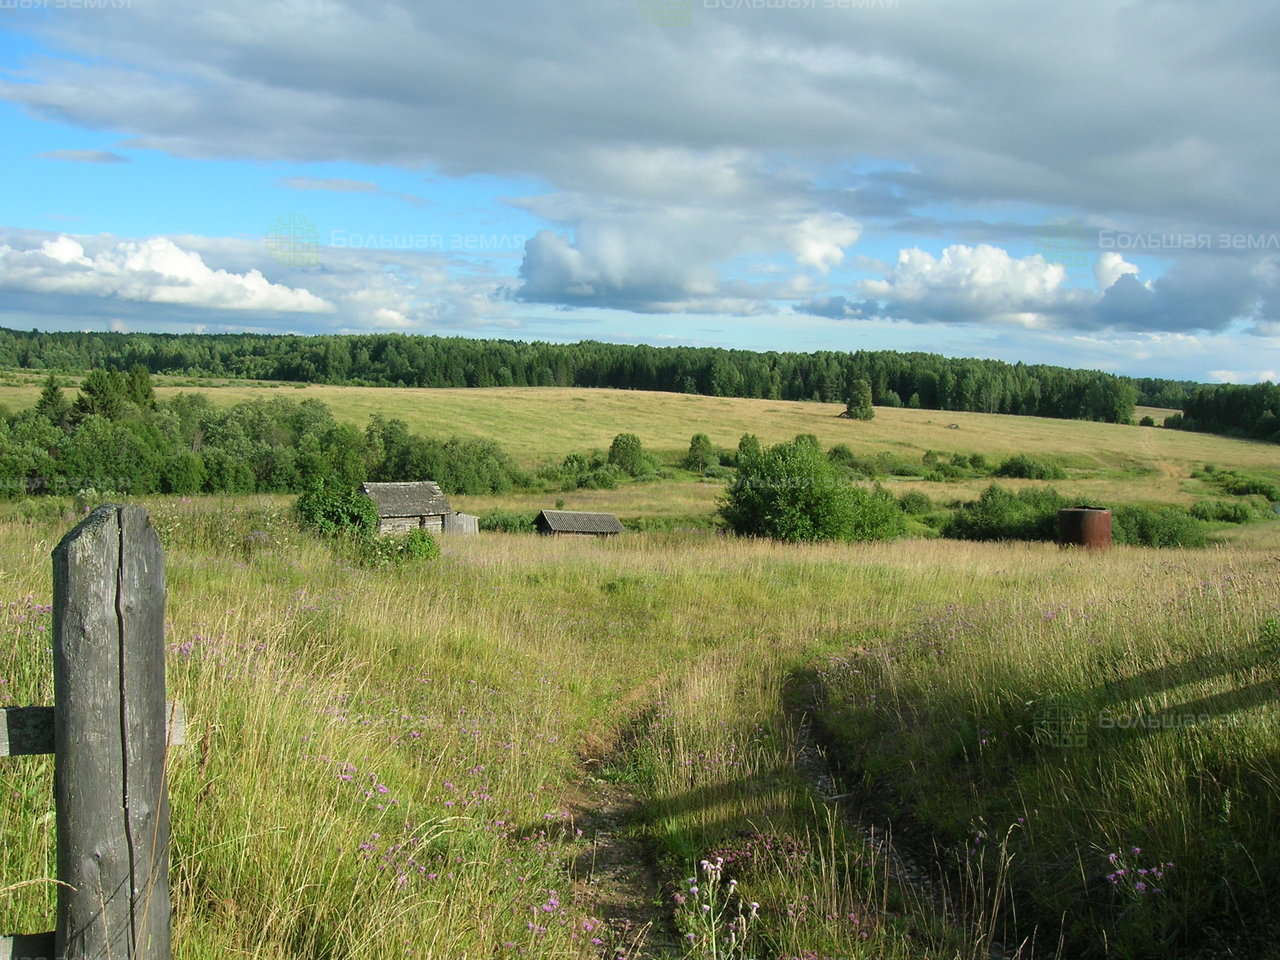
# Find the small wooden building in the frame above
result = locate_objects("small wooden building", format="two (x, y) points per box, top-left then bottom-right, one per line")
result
(361, 481), (452, 535)
(444, 512), (480, 535)
(535, 509), (624, 537)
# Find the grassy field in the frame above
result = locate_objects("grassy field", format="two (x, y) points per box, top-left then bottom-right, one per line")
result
(2, 503), (1277, 958)
(1, 381), (1278, 957)
(0, 376), (1266, 482)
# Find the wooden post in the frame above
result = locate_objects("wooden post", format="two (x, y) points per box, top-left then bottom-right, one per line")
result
(52, 505), (171, 960)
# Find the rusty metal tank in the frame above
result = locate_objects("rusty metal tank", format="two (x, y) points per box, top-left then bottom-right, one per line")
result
(1057, 506), (1112, 549)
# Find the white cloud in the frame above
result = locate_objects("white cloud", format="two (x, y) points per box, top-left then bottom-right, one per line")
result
(0, 235), (333, 313)
(859, 244), (1080, 326)
(1094, 251), (1140, 291)
(1209, 369), (1279, 384)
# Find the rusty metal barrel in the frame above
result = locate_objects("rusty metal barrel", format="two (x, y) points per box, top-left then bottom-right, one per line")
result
(1057, 506), (1112, 549)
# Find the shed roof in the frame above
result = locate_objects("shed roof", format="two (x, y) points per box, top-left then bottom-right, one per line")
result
(361, 481), (451, 517)
(536, 510), (625, 534)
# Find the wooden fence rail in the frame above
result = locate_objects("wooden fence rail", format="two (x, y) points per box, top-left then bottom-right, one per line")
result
(2, 505), (185, 960)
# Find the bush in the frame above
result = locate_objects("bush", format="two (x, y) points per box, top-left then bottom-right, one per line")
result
(898, 490), (933, 515)
(719, 437), (904, 542)
(875, 452), (926, 477)
(993, 454), (1066, 480)
(478, 510), (537, 533)
(827, 444), (877, 478)
(296, 484), (379, 537)
(682, 433), (718, 473)
(354, 529), (441, 567)
(1112, 505), (1208, 548)
(1190, 500), (1254, 524)
(1139, 415), (1156, 426)
(608, 433), (655, 476)
(1219, 474), (1280, 500)
(943, 484), (1067, 542)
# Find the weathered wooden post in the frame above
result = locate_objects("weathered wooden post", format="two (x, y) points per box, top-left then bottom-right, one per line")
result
(52, 505), (171, 960)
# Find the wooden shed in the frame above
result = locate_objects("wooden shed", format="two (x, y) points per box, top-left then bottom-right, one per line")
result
(361, 481), (452, 535)
(535, 510), (625, 537)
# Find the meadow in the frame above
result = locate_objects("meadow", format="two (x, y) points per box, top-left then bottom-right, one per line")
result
(1, 382), (1278, 958)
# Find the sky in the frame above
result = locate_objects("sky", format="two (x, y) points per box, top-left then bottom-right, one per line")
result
(1, 0), (1278, 383)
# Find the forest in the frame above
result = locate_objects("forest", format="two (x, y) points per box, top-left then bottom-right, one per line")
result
(0, 368), (525, 498)
(0, 328), (1142, 423)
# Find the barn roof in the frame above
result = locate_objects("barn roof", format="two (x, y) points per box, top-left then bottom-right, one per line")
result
(536, 510), (625, 534)
(360, 481), (451, 517)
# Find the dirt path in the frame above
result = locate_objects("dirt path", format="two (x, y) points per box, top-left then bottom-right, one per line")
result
(567, 775), (683, 959)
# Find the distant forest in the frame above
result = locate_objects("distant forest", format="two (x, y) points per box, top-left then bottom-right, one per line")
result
(0, 328), (1150, 423)
(1, 327), (1276, 440)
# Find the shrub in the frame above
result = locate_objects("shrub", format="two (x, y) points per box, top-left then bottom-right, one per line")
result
(608, 433), (654, 476)
(943, 484), (1067, 541)
(296, 484), (379, 537)
(925, 463), (966, 482)
(898, 490), (933, 515)
(1190, 500), (1254, 524)
(1219, 474), (1280, 500)
(355, 530), (440, 567)
(682, 433), (718, 473)
(478, 510), (537, 533)
(1112, 505), (1208, 548)
(993, 454), (1066, 480)
(720, 437), (904, 542)
(875, 452), (926, 477)
(1139, 415), (1156, 426)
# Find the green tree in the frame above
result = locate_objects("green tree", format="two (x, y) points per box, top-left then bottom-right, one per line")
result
(844, 378), (874, 420)
(71, 369), (128, 422)
(125, 364), (156, 408)
(34, 373), (70, 427)
(719, 437), (904, 543)
(608, 433), (650, 476)
(682, 433), (717, 473)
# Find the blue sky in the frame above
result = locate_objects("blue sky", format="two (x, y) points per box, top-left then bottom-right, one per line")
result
(2, 0), (1279, 382)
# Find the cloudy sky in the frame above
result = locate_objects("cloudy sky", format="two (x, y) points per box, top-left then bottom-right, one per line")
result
(2, 0), (1279, 382)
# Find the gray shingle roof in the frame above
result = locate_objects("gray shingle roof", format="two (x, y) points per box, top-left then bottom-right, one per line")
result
(361, 481), (451, 518)
(536, 510), (625, 534)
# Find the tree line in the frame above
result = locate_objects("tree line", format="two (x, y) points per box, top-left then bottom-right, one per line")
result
(1164, 381), (1280, 442)
(0, 368), (526, 499)
(0, 328), (1140, 423)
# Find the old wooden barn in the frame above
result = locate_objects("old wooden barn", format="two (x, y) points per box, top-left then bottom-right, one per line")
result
(361, 481), (453, 535)
(534, 509), (624, 537)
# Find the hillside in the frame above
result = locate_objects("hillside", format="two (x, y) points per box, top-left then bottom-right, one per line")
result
(2, 378), (1274, 515)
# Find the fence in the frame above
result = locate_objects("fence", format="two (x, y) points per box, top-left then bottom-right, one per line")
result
(1, 505), (185, 960)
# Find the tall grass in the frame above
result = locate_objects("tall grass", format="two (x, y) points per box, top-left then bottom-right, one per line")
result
(1, 499), (1276, 957)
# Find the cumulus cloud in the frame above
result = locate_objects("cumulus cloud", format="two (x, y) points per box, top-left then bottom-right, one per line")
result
(514, 180), (862, 312)
(5, 0), (1280, 364)
(0, 228), (530, 335)
(854, 244), (1082, 327)
(799, 244), (1280, 336)
(0, 235), (333, 313)
(1095, 251), (1140, 291)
